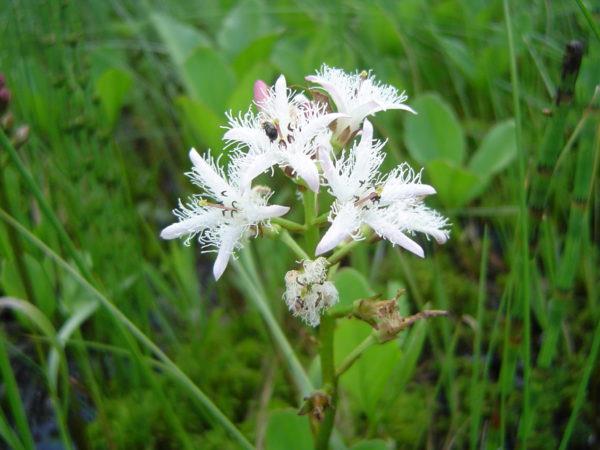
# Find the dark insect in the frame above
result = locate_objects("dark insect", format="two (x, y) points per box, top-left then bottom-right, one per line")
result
(262, 122), (278, 142)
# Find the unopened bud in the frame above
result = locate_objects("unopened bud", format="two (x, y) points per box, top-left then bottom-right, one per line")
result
(253, 80), (269, 109)
(11, 125), (30, 148)
(298, 391), (331, 422)
(377, 309), (448, 343)
(252, 184), (272, 198)
(353, 297), (395, 328)
(0, 87), (10, 113)
(0, 74), (5, 88)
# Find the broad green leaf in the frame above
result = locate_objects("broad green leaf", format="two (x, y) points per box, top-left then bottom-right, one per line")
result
(95, 68), (133, 127)
(183, 47), (235, 112)
(265, 409), (312, 450)
(150, 12), (211, 66)
(176, 96), (224, 151)
(335, 319), (401, 419)
(217, 0), (273, 57)
(272, 36), (309, 82)
(332, 270), (400, 419)
(426, 159), (482, 207)
(330, 268), (374, 313)
(469, 119), (517, 179)
(350, 440), (389, 450)
(232, 32), (280, 76)
(404, 93), (465, 165)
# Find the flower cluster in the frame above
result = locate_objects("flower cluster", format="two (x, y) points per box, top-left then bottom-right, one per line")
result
(283, 258), (339, 326)
(161, 65), (450, 321)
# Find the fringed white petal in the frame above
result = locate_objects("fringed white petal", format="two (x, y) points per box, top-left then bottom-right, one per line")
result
(366, 214), (424, 258)
(213, 225), (244, 280)
(380, 183), (436, 204)
(305, 74), (349, 113)
(316, 203), (361, 255)
(250, 204), (290, 222)
(273, 74), (290, 130)
(295, 112), (346, 147)
(223, 126), (270, 150)
(285, 152), (320, 192)
(188, 149), (231, 201)
(234, 151), (281, 191)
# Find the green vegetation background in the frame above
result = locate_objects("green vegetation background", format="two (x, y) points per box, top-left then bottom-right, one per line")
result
(0, 0), (598, 449)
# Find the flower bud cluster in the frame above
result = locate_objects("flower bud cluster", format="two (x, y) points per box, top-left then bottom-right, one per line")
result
(283, 258), (338, 327)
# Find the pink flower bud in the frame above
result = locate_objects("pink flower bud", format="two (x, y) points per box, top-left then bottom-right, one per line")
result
(253, 79), (269, 109)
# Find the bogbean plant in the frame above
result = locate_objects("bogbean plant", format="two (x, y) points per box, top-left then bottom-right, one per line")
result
(161, 66), (450, 447)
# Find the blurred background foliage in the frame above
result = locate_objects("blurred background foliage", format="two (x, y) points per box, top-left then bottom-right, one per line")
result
(0, 0), (598, 449)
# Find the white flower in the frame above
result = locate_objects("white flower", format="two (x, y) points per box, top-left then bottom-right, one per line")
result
(316, 119), (449, 257)
(224, 75), (345, 192)
(306, 65), (416, 138)
(284, 258), (339, 327)
(160, 148), (289, 280)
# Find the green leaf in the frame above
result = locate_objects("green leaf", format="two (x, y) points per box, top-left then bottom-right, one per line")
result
(272, 36), (310, 82)
(404, 93), (465, 165)
(265, 409), (313, 450)
(426, 159), (482, 208)
(232, 32), (280, 76)
(469, 119), (517, 179)
(330, 268), (374, 313)
(182, 47), (235, 112)
(176, 96), (224, 152)
(217, 0), (273, 57)
(150, 12), (211, 66)
(95, 68), (133, 127)
(331, 270), (400, 419)
(350, 440), (389, 450)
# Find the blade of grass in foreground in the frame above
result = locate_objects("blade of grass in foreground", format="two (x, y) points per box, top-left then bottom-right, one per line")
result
(469, 228), (489, 450)
(558, 319), (600, 450)
(503, 0), (532, 443)
(0, 331), (36, 450)
(0, 209), (255, 450)
(233, 253), (314, 399)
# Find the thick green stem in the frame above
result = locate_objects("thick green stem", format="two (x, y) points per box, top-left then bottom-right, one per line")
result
(326, 232), (373, 266)
(271, 217), (306, 233)
(279, 230), (310, 260)
(315, 314), (336, 450)
(302, 190), (319, 257)
(335, 333), (377, 379)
